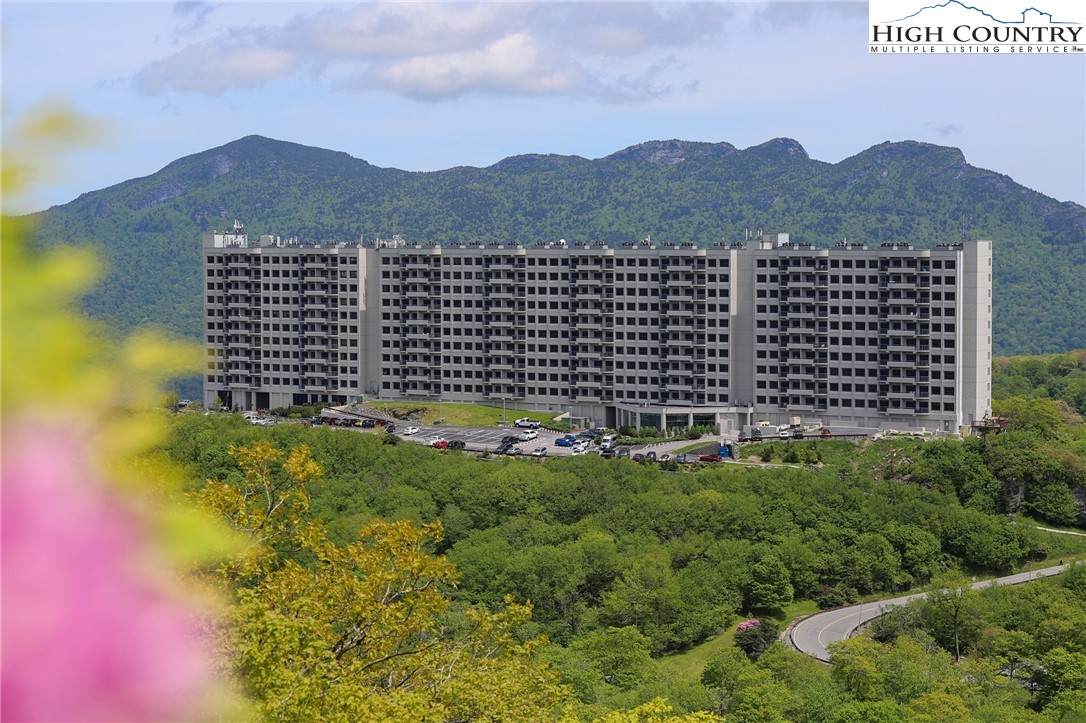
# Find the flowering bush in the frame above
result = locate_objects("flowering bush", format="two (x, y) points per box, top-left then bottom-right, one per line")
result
(734, 617), (779, 661)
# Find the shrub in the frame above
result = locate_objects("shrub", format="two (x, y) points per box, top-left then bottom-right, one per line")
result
(816, 585), (859, 610)
(734, 618), (780, 661)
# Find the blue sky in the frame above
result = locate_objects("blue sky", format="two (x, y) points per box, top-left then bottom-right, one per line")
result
(3, 1), (1084, 213)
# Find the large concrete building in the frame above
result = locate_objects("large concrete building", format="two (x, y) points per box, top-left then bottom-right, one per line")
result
(203, 225), (992, 434)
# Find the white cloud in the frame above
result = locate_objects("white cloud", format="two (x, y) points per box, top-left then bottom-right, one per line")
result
(136, 40), (297, 94)
(285, 2), (526, 59)
(344, 33), (584, 100)
(132, 1), (733, 101)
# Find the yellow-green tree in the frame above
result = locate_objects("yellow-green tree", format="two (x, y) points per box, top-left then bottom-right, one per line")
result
(199, 442), (571, 721)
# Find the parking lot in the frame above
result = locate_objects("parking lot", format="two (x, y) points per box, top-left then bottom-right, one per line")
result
(397, 425), (593, 457)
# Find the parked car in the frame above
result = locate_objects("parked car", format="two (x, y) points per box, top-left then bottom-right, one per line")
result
(518, 429), (539, 442)
(514, 418), (540, 429)
(495, 443), (513, 455)
(571, 448), (587, 456)
(599, 434), (617, 451)
(632, 453), (644, 463)
(738, 431), (750, 442)
(403, 426), (420, 435)
(448, 440), (466, 450)
(385, 424), (396, 433)
(675, 452), (688, 464)
(576, 431), (597, 441)
(430, 437), (449, 449)
(645, 451), (657, 462)
(616, 447), (631, 459)
(792, 430), (805, 440)
(501, 435), (521, 445)
(555, 435), (577, 447)
(531, 447), (547, 457)
(658, 454), (671, 463)
(506, 447), (523, 456)
(820, 427), (832, 438)
(750, 428), (763, 440)
(361, 419), (376, 428)
(699, 454), (723, 463)
(780, 429), (790, 439)
(599, 448), (615, 459)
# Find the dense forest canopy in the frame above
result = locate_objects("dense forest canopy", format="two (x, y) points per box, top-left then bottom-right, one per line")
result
(993, 350), (1086, 417)
(155, 387), (1086, 719)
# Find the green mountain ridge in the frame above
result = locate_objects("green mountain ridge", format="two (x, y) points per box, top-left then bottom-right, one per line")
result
(27, 134), (1086, 355)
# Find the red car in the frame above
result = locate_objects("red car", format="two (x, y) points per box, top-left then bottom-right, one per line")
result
(699, 454), (723, 463)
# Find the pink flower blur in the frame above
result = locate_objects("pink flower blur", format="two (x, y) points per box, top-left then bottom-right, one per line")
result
(1, 424), (213, 721)
(736, 619), (761, 630)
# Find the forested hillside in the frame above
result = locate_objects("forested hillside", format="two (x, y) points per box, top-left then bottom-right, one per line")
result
(993, 350), (1086, 417)
(27, 135), (1085, 355)
(156, 398), (1086, 719)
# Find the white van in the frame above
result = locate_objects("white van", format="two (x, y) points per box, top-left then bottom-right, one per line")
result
(599, 434), (617, 451)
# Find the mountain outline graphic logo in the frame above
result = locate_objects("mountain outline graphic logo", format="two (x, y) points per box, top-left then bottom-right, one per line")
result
(885, 0), (1078, 25)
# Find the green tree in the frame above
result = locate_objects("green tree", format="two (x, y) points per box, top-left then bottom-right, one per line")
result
(922, 574), (982, 662)
(571, 626), (656, 691)
(994, 397), (1068, 439)
(1038, 647), (1086, 706)
(1062, 562), (1086, 600)
(976, 628), (1036, 681)
(909, 690), (971, 721)
(599, 549), (685, 653)
(699, 647), (753, 715)
(828, 636), (887, 701)
(747, 555), (794, 610)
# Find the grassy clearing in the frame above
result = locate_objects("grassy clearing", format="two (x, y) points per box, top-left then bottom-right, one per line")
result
(371, 402), (556, 427)
(1027, 528), (1086, 561)
(659, 599), (820, 681)
(660, 627), (737, 682)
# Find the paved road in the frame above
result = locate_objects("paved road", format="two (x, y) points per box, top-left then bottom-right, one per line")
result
(789, 562), (1074, 662)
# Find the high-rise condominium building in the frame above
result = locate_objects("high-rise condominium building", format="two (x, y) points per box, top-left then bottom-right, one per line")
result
(203, 225), (992, 434)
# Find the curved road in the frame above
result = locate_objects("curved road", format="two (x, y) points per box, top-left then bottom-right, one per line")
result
(789, 562), (1074, 662)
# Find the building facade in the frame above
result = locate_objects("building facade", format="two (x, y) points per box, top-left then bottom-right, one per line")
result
(203, 226), (992, 434)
